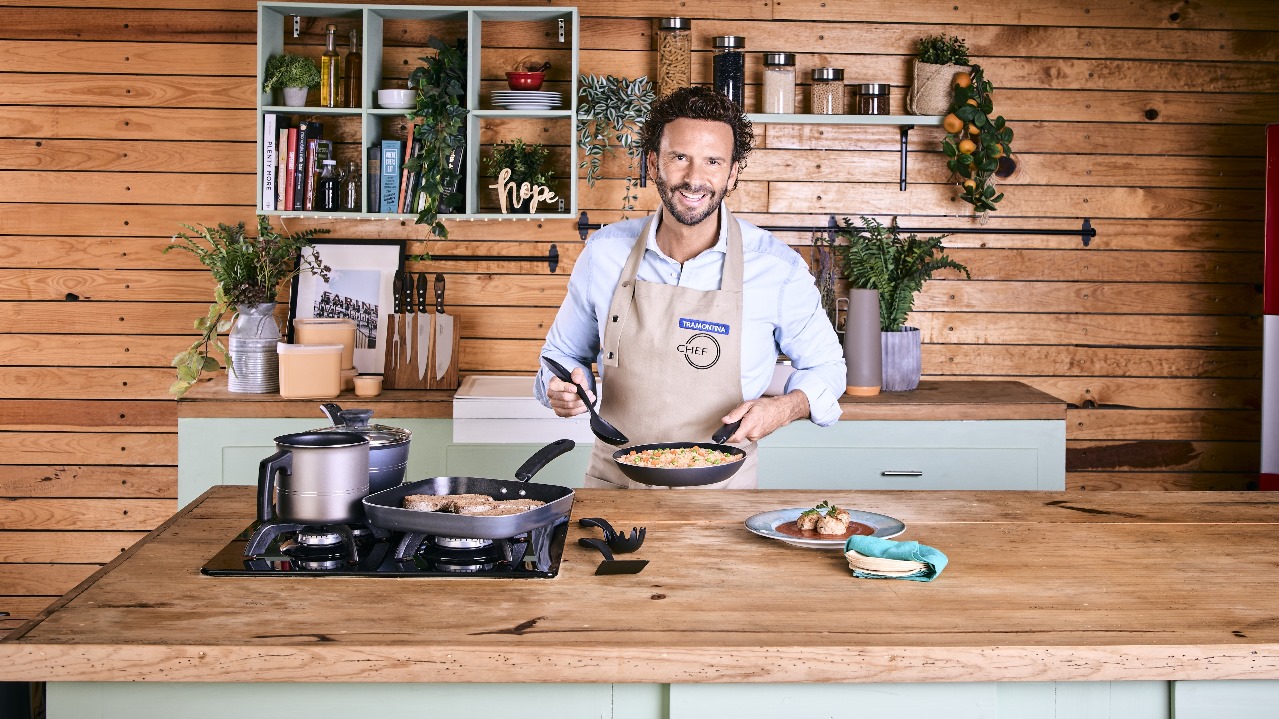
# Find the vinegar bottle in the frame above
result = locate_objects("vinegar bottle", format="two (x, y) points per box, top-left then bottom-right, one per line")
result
(320, 24), (340, 108)
(343, 29), (361, 108)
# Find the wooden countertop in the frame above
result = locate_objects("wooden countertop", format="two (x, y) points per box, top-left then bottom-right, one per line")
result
(2, 487), (1275, 684)
(177, 379), (1065, 421)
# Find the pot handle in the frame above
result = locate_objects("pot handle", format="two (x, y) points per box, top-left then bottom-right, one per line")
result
(320, 403), (344, 425)
(257, 449), (292, 523)
(513, 439), (575, 483)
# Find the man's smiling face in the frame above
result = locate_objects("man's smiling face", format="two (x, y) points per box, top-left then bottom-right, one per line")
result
(649, 118), (740, 227)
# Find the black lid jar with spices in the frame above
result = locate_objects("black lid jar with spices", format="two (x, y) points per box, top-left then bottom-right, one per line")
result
(712, 35), (746, 109)
(855, 83), (891, 115)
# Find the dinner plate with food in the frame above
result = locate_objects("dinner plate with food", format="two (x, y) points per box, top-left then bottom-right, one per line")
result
(745, 501), (905, 549)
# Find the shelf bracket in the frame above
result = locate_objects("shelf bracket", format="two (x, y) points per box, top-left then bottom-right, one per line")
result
(558, 18), (565, 43)
(1081, 218), (1094, 247)
(578, 211), (590, 241)
(292, 15), (300, 38)
(899, 124), (914, 191)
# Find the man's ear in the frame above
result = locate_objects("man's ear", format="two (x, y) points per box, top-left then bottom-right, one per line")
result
(726, 161), (741, 194)
(645, 151), (657, 182)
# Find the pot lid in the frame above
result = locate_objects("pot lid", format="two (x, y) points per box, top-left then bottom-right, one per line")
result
(315, 405), (412, 447)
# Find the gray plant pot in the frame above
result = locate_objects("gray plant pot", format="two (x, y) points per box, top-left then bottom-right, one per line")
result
(227, 302), (281, 394)
(282, 87), (308, 107)
(881, 326), (921, 392)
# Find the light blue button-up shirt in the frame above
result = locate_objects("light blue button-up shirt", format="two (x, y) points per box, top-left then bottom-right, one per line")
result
(535, 207), (847, 426)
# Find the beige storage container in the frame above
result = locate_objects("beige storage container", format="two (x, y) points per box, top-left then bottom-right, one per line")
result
(293, 318), (357, 370)
(277, 343), (343, 399)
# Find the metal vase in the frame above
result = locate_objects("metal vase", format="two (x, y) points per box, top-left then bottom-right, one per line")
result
(881, 326), (922, 392)
(842, 289), (882, 396)
(228, 302), (281, 394)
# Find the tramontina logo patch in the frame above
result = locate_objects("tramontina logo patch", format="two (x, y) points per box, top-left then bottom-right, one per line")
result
(676, 332), (721, 370)
(678, 317), (730, 335)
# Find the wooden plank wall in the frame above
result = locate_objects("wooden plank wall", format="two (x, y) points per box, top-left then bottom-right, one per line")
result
(1, 0), (1275, 631)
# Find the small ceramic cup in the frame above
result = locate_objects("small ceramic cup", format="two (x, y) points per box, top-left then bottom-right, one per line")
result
(353, 374), (383, 398)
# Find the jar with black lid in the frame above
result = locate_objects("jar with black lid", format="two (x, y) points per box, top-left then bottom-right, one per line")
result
(712, 35), (746, 109)
(855, 83), (891, 115)
(761, 52), (796, 114)
(655, 18), (692, 98)
(810, 67), (845, 115)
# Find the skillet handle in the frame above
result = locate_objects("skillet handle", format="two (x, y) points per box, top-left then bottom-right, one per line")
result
(513, 439), (576, 483)
(712, 420), (742, 444)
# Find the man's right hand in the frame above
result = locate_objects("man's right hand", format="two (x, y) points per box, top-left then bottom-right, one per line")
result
(546, 366), (595, 418)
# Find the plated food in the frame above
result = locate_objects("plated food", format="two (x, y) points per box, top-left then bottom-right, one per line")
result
(745, 507), (906, 549)
(796, 500), (852, 535)
(402, 493), (544, 517)
(616, 445), (745, 469)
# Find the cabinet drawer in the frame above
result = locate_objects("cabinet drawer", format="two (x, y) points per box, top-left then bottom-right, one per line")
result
(758, 446), (1039, 490)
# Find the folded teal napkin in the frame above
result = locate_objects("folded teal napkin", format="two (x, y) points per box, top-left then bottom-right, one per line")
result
(844, 535), (948, 581)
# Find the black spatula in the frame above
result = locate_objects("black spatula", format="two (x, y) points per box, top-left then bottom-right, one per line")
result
(578, 537), (648, 575)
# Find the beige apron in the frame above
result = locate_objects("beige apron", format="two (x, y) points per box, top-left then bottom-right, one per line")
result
(584, 207), (758, 489)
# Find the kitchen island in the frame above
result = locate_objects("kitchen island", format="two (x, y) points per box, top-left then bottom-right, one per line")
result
(4, 488), (1278, 718)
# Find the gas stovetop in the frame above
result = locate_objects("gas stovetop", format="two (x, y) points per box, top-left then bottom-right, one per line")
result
(201, 516), (568, 578)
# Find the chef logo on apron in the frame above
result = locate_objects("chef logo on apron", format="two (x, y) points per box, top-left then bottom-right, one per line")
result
(677, 332), (721, 369)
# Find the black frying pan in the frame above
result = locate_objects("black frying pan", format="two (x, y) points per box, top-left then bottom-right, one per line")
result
(363, 439), (575, 539)
(611, 421), (746, 487)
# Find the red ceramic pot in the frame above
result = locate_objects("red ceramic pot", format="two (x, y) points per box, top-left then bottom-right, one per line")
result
(506, 71), (545, 91)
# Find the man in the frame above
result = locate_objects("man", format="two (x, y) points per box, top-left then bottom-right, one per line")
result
(535, 86), (845, 488)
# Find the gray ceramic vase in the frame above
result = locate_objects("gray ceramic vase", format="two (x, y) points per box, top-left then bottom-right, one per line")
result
(842, 289), (882, 396)
(881, 326), (922, 392)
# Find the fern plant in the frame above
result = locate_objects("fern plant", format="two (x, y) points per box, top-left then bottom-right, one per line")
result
(576, 74), (655, 215)
(836, 216), (970, 332)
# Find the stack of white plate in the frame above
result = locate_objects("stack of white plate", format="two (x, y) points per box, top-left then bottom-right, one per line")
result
(491, 90), (562, 110)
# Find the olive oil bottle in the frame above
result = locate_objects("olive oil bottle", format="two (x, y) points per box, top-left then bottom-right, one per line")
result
(342, 29), (361, 108)
(320, 24), (340, 108)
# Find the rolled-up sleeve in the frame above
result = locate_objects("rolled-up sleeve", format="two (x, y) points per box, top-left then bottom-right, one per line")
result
(776, 261), (846, 426)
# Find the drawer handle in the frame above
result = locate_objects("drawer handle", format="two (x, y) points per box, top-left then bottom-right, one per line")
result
(881, 470), (924, 476)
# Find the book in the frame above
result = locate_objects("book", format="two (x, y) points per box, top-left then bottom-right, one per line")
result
(261, 113), (279, 212)
(303, 137), (319, 210)
(396, 122), (420, 213)
(292, 120), (323, 211)
(379, 139), (402, 213)
(284, 127), (298, 212)
(367, 146), (380, 213)
(276, 124), (290, 210)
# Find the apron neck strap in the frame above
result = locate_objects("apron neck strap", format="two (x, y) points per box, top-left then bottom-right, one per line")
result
(619, 206), (744, 292)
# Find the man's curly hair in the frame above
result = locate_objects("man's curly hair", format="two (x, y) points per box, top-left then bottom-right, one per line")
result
(639, 86), (754, 175)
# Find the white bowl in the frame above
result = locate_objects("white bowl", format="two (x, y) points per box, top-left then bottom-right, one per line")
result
(377, 89), (414, 109)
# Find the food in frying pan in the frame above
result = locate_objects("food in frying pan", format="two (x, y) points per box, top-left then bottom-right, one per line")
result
(402, 494), (544, 515)
(617, 445), (744, 469)
(799, 501), (851, 535)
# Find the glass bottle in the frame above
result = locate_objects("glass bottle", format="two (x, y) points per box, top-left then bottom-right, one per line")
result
(655, 18), (691, 98)
(343, 29), (362, 109)
(712, 35), (745, 109)
(320, 24), (340, 108)
(317, 160), (338, 211)
(341, 160), (360, 211)
(761, 52), (795, 114)
(810, 67), (845, 115)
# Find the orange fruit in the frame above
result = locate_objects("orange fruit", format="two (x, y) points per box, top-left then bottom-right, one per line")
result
(962, 179), (977, 191)
(957, 139), (977, 155)
(967, 123), (980, 135)
(954, 72), (972, 88)
(942, 113), (964, 133)
(966, 98), (979, 106)
(991, 144), (1005, 158)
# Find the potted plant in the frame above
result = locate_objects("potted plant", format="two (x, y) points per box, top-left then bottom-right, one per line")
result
(406, 36), (468, 239)
(906, 35), (970, 116)
(836, 216), (969, 392)
(263, 53), (321, 107)
(483, 139), (554, 213)
(942, 64), (1014, 214)
(577, 74), (655, 216)
(164, 216), (329, 398)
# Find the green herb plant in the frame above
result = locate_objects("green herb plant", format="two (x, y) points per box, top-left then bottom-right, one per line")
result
(942, 65), (1013, 214)
(407, 37), (468, 239)
(836, 216), (969, 332)
(576, 74), (655, 215)
(915, 35), (970, 66)
(163, 216), (329, 398)
(262, 53), (321, 93)
(483, 139), (554, 211)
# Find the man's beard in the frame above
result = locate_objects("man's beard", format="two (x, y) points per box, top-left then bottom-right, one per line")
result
(653, 173), (729, 227)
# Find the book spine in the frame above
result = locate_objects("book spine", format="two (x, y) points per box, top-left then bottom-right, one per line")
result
(276, 125), (290, 210)
(367, 146), (380, 213)
(303, 137), (319, 210)
(291, 122), (308, 210)
(379, 140), (402, 213)
(396, 123), (418, 214)
(284, 127), (298, 212)
(261, 113), (278, 212)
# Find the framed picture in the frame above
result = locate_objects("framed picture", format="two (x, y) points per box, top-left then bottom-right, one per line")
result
(289, 239), (405, 374)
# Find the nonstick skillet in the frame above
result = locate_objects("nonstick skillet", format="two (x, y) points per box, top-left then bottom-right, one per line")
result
(611, 421), (746, 487)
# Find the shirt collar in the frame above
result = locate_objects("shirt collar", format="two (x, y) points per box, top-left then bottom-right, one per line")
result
(646, 204), (730, 260)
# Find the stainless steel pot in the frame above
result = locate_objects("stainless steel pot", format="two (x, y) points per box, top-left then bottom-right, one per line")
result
(258, 431), (370, 525)
(316, 403), (412, 493)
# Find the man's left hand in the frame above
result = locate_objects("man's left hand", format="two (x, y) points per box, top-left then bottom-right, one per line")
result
(720, 391), (810, 443)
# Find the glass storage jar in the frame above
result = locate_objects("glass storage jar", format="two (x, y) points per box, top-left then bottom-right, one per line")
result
(761, 52), (796, 114)
(856, 83), (891, 115)
(655, 18), (692, 98)
(712, 35), (746, 109)
(810, 68), (845, 115)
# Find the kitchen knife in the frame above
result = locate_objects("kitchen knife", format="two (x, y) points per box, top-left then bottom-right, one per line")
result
(415, 272), (430, 382)
(433, 273), (454, 381)
(389, 271), (402, 379)
(401, 272), (415, 368)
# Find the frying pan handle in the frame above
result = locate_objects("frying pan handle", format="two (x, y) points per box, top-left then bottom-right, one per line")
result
(257, 449), (291, 523)
(712, 420), (742, 444)
(513, 439), (576, 483)
(577, 536), (615, 561)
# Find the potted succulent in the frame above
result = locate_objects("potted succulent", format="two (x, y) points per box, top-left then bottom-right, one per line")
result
(942, 64), (1014, 214)
(577, 74), (655, 216)
(906, 35), (970, 116)
(164, 216), (329, 398)
(483, 139), (555, 213)
(836, 216), (969, 392)
(263, 53), (321, 107)
(406, 36), (468, 239)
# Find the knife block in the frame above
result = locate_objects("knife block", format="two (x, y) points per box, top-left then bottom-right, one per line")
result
(382, 312), (459, 390)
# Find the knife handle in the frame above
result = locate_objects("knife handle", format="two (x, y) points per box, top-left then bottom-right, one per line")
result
(434, 273), (445, 314)
(403, 272), (415, 314)
(392, 272), (402, 314)
(416, 272), (428, 313)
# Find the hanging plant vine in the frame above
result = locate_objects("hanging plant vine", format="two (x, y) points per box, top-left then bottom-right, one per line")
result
(941, 64), (1013, 216)
(576, 74), (655, 216)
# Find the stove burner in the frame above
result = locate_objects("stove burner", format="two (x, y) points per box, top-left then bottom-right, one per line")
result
(296, 526), (346, 547)
(431, 535), (493, 550)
